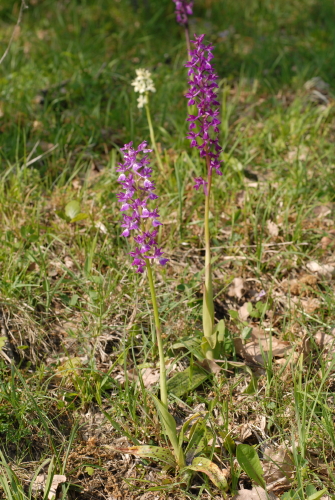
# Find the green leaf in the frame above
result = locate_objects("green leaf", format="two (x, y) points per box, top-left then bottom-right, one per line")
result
(214, 319), (225, 342)
(65, 200), (81, 220)
(281, 492), (298, 500)
(244, 366), (259, 395)
(85, 466), (94, 476)
(56, 210), (69, 221)
(306, 487), (328, 500)
(171, 336), (202, 359)
(185, 420), (213, 464)
(0, 337), (6, 350)
(43, 456), (55, 500)
(151, 395), (185, 468)
(306, 485), (317, 497)
(243, 373), (259, 394)
(105, 445), (176, 467)
(220, 431), (236, 454)
(228, 309), (239, 320)
(178, 413), (203, 447)
(236, 444), (266, 489)
(187, 456), (228, 491)
(241, 326), (252, 340)
(166, 365), (208, 398)
(201, 337), (212, 359)
(70, 213), (88, 223)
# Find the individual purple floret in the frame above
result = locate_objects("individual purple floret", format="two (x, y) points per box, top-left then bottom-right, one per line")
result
(173, 0), (193, 27)
(194, 177), (208, 195)
(117, 141), (168, 273)
(185, 34), (222, 192)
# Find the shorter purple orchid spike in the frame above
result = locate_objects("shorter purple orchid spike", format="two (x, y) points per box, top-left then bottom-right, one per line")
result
(117, 142), (168, 273)
(185, 34), (223, 190)
(172, 0), (193, 27)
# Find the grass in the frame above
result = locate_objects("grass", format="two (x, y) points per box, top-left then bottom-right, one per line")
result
(1, 0), (335, 498)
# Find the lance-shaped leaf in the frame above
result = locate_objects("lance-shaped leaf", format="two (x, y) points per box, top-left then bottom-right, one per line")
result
(167, 365), (209, 398)
(236, 444), (266, 489)
(185, 419), (212, 465)
(151, 394), (185, 468)
(213, 319), (226, 359)
(179, 412), (204, 447)
(105, 445), (176, 468)
(187, 456), (229, 492)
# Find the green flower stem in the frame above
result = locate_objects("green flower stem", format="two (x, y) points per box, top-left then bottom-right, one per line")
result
(203, 156), (215, 360)
(145, 259), (168, 407)
(185, 26), (191, 61)
(145, 95), (164, 173)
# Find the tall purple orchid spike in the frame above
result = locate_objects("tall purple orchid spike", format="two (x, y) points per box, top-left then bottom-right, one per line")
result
(116, 141), (168, 274)
(185, 34), (222, 193)
(172, 0), (193, 27)
(184, 34), (223, 360)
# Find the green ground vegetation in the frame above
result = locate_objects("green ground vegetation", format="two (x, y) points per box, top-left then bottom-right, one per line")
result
(0, 0), (335, 498)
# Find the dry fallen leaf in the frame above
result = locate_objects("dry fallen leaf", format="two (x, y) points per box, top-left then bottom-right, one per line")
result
(128, 366), (160, 388)
(312, 205), (332, 218)
(95, 221), (108, 234)
(228, 278), (245, 300)
(32, 120), (43, 131)
(263, 444), (294, 490)
(32, 474), (66, 500)
(292, 297), (321, 314)
(281, 274), (318, 296)
(140, 367), (160, 388)
(40, 141), (55, 152)
(306, 261), (335, 280)
(236, 190), (246, 208)
(304, 76), (329, 92)
(234, 423), (253, 441)
(27, 262), (40, 273)
(48, 475), (67, 499)
(64, 257), (74, 269)
(199, 358), (223, 374)
(72, 178), (82, 189)
(238, 302), (250, 321)
(234, 328), (292, 366)
(321, 236), (335, 250)
(307, 451), (330, 476)
(286, 146), (309, 163)
(314, 330), (335, 369)
(267, 220), (279, 238)
(232, 486), (278, 499)
(314, 331), (335, 348)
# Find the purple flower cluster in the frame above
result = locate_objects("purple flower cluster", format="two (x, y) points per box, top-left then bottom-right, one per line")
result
(185, 34), (222, 192)
(173, 0), (193, 27)
(117, 141), (168, 273)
